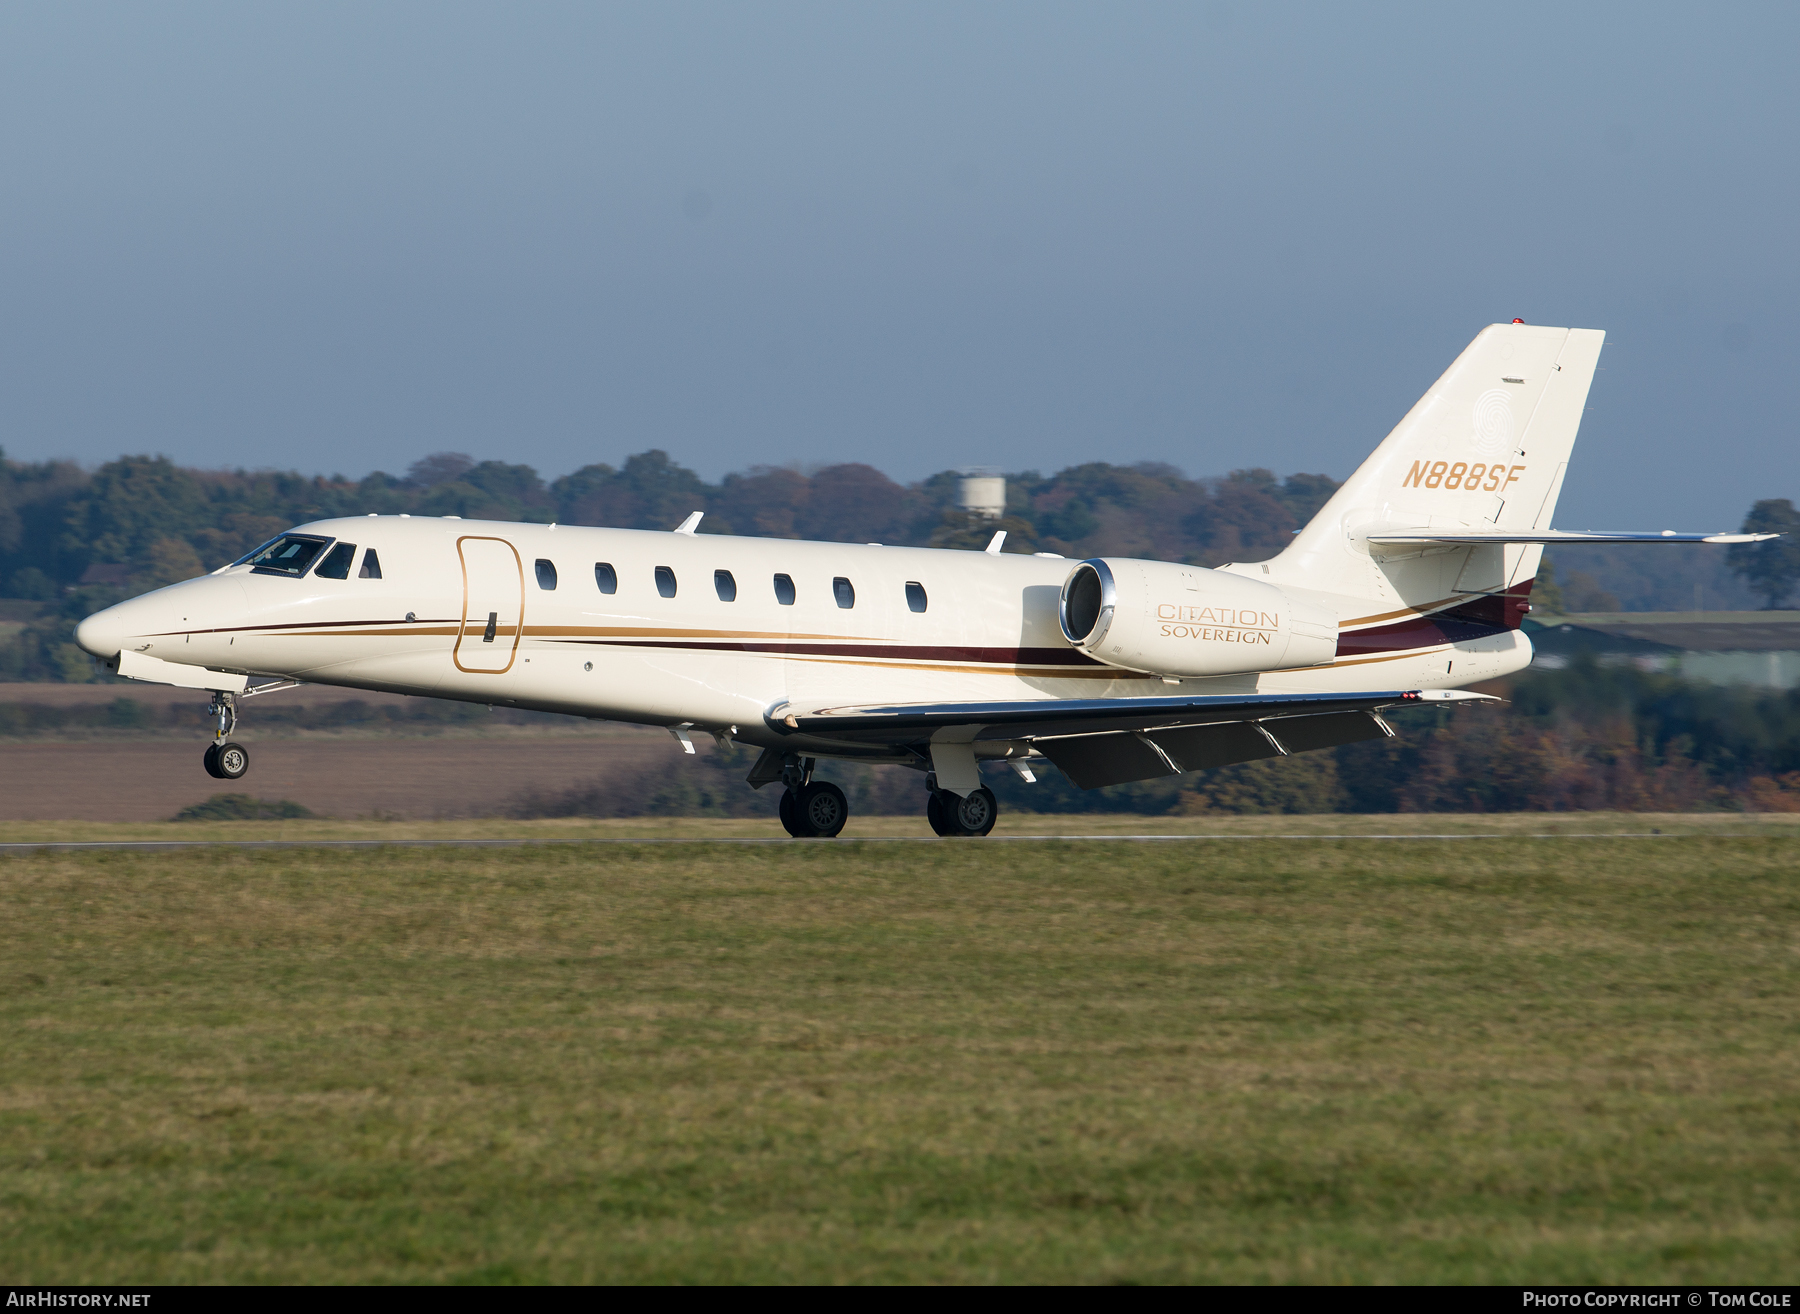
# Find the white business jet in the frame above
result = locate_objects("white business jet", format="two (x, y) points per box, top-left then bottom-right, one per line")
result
(74, 323), (1771, 836)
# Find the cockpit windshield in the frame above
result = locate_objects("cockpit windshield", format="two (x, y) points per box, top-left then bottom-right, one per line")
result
(236, 533), (333, 578)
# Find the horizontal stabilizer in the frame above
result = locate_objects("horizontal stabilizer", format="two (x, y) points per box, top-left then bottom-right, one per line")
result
(1364, 529), (1777, 546)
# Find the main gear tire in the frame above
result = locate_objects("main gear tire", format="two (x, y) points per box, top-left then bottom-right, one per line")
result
(798, 781), (849, 838)
(778, 787), (811, 837)
(926, 790), (956, 836)
(951, 785), (998, 837)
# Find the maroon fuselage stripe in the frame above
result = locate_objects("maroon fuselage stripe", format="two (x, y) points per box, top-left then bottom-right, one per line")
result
(557, 639), (1107, 665)
(1335, 581), (1533, 657)
(149, 580), (1536, 664)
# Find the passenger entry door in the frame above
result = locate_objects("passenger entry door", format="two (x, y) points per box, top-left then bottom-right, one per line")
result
(454, 536), (524, 674)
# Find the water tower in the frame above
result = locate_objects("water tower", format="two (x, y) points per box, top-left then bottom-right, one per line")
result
(956, 470), (1006, 520)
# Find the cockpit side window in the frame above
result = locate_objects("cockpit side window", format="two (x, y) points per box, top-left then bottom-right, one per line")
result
(242, 534), (332, 578)
(232, 535), (286, 566)
(358, 549), (383, 579)
(315, 543), (357, 580)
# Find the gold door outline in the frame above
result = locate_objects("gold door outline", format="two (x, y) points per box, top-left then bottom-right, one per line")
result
(453, 535), (524, 674)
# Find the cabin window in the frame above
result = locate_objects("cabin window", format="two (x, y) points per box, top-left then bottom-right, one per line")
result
(714, 570), (737, 602)
(773, 573), (796, 605)
(905, 581), (927, 613)
(314, 543), (357, 580)
(239, 533), (331, 579)
(535, 558), (558, 590)
(595, 562), (617, 594)
(358, 549), (383, 579)
(655, 566), (677, 598)
(833, 577), (855, 609)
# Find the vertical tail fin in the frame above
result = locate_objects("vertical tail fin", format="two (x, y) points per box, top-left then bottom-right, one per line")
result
(1271, 323), (1604, 602)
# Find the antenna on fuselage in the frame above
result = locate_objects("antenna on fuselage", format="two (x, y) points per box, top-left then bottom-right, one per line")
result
(673, 511), (703, 535)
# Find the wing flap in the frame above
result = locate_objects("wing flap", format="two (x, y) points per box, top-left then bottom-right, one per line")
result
(1262, 709), (1395, 753)
(1037, 734), (1182, 790)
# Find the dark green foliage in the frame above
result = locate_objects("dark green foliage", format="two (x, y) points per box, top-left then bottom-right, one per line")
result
(4, 447), (1347, 682)
(550, 451), (714, 533)
(4, 447), (1333, 619)
(172, 793), (315, 821)
(986, 659), (1800, 816)
(1727, 498), (1800, 608)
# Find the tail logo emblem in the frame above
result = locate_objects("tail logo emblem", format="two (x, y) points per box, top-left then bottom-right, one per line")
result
(1471, 389), (1513, 457)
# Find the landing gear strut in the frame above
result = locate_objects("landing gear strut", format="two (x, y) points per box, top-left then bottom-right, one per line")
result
(776, 755), (849, 838)
(203, 691), (250, 780)
(925, 774), (998, 837)
(198, 681), (301, 780)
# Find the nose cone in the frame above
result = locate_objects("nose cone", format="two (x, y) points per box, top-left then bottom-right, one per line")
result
(76, 591), (178, 660)
(75, 606), (127, 659)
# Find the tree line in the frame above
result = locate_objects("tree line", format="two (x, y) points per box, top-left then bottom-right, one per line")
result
(0, 447), (1338, 681)
(1, 445), (1795, 683)
(503, 658), (1800, 817)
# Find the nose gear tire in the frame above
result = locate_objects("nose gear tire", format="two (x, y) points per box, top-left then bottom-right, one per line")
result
(213, 741), (250, 780)
(202, 744), (223, 778)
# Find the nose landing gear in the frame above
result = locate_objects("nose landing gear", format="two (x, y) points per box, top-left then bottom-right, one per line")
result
(202, 691), (250, 780)
(198, 681), (301, 780)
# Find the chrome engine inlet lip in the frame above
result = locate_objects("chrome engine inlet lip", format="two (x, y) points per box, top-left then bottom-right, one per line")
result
(1059, 559), (1117, 649)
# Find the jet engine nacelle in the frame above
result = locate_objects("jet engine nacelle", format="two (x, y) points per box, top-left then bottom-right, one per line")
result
(1058, 558), (1339, 678)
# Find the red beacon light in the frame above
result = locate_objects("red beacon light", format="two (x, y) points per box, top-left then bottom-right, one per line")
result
(1512, 318), (1526, 324)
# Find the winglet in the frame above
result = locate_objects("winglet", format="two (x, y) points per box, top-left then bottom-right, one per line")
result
(674, 511), (704, 535)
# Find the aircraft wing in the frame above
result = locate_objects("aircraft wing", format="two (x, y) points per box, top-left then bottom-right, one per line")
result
(764, 688), (1496, 789)
(772, 687), (1485, 739)
(1364, 529), (1777, 546)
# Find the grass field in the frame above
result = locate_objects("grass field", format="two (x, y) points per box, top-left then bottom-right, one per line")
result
(4, 829), (1798, 1282)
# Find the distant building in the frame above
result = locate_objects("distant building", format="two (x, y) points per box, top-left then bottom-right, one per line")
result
(1525, 612), (1800, 689)
(956, 473), (1006, 519)
(78, 563), (131, 588)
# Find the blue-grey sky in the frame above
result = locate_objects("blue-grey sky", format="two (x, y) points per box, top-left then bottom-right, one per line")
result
(2, 2), (1794, 529)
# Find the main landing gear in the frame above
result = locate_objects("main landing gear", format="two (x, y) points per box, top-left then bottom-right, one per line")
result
(925, 774), (998, 837)
(768, 757), (1000, 839)
(776, 756), (849, 838)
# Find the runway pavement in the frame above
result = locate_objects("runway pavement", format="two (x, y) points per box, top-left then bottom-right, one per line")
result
(0, 833), (1690, 851)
